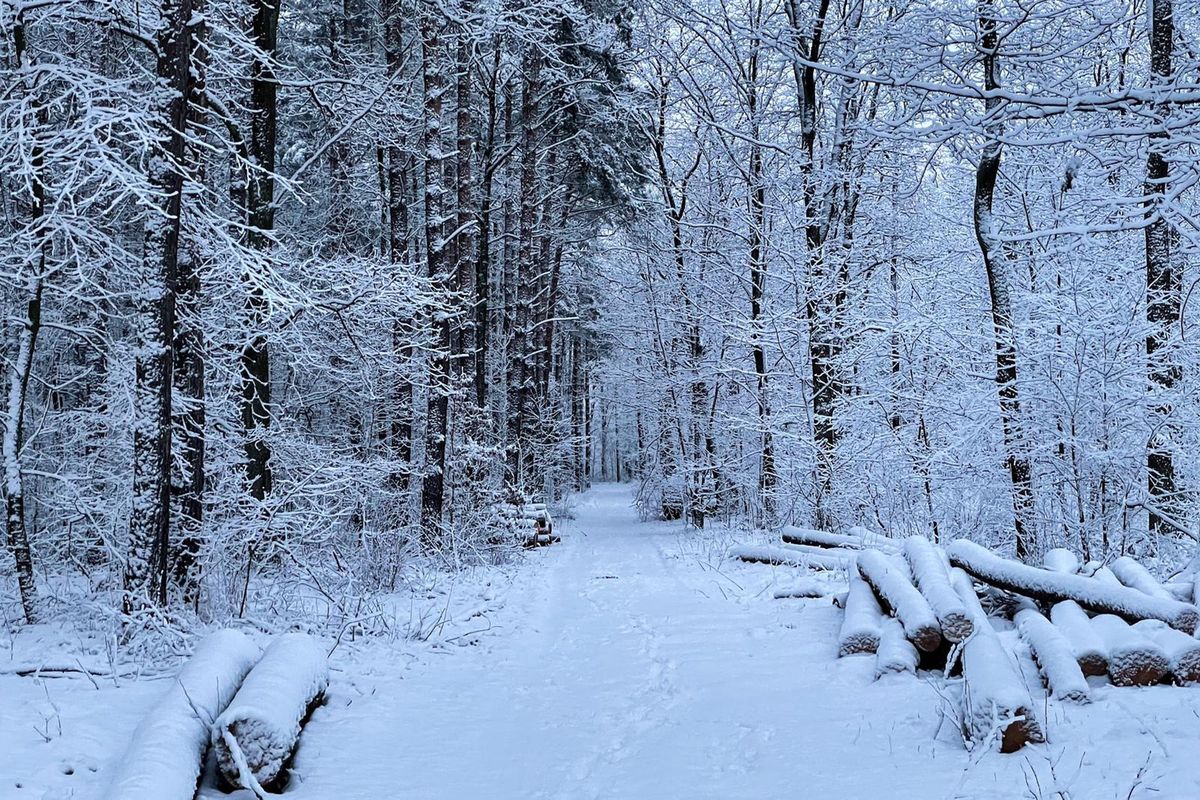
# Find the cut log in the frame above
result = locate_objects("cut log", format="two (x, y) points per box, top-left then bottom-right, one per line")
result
(1015, 608), (1090, 703)
(1049, 601), (1108, 677)
(839, 571), (884, 656)
(874, 617), (918, 677)
(949, 569), (1044, 753)
(103, 630), (261, 800)
(1043, 548), (1080, 574)
(213, 633), (330, 791)
(1090, 614), (1169, 686)
(781, 526), (898, 554)
(903, 537), (973, 642)
(1132, 619), (1200, 683)
(1110, 556), (1173, 601)
(773, 577), (827, 599)
(730, 544), (847, 571)
(947, 539), (1199, 633)
(857, 550), (941, 652)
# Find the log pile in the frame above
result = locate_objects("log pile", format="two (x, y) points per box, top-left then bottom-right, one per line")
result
(730, 525), (1200, 753)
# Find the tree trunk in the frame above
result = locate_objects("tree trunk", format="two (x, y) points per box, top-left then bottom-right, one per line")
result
(241, 0), (281, 501)
(127, 0), (194, 612)
(1145, 0), (1178, 537)
(420, 3), (450, 533)
(973, 0), (1034, 560)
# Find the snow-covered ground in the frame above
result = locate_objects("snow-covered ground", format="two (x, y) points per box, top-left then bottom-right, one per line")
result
(4, 483), (1200, 799)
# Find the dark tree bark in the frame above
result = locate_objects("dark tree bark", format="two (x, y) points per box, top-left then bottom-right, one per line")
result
(241, 0), (281, 501)
(127, 0), (194, 611)
(173, 0), (211, 599)
(474, 44), (502, 410)
(973, 0), (1034, 560)
(420, 3), (450, 532)
(1144, 0), (1179, 536)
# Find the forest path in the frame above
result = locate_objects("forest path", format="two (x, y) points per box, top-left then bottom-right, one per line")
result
(278, 483), (1195, 800)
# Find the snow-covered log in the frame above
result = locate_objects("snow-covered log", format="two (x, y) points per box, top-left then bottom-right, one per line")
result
(949, 569), (1044, 753)
(947, 539), (1199, 633)
(730, 544), (847, 571)
(103, 630), (261, 800)
(1043, 548), (1080, 575)
(1090, 614), (1169, 686)
(213, 633), (330, 791)
(1110, 556), (1173, 601)
(857, 550), (941, 652)
(1164, 581), (1195, 603)
(839, 572), (884, 656)
(874, 618), (918, 677)
(1014, 608), (1089, 703)
(781, 526), (898, 554)
(903, 537), (972, 642)
(1132, 620), (1200, 683)
(773, 577), (828, 599)
(1049, 601), (1108, 676)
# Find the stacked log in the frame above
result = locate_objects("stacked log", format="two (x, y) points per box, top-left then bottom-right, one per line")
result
(1049, 601), (1109, 677)
(213, 633), (330, 791)
(857, 550), (941, 652)
(903, 537), (972, 642)
(947, 540), (1200, 633)
(950, 569), (1044, 753)
(104, 630), (261, 800)
(1110, 556), (1173, 600)
(875, 618), (918, 677)
(1015, 608), (1089, 702)
(730, 544), (849, 571)
(838, 571), (884, 656)
(1132, 620), (1200, 683)
(782, 526), (898, 554)
(1090, 615), (1168, 686)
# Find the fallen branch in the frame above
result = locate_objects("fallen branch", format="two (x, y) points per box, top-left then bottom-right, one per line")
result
(781, 526), (897, 553)
(730, 544), (847, 571)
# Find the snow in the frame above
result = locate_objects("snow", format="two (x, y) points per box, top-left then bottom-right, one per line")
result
(1015, 608), (1090, 702)
(1043, 547), (1080, 574)
(212, 632), (330, 790)
(903, 536), (972, 642)
(781, 526), (898, 554)
(103, 629), (261, 800)
(7, 487), (1200, 798)
(947, 539), (1200, 632)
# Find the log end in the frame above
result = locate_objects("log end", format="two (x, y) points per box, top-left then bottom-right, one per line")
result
(838, 633), (880, 657)
(1078, 653), (1109, 677)
(1000, 711), (1044, 753)
(1171, 608), (1200, 636)
(912, 625), (942, 653)
(940, 613), (974, 644)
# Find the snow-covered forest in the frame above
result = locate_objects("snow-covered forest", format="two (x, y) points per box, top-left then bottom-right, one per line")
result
(5, 0), (1200, 795)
